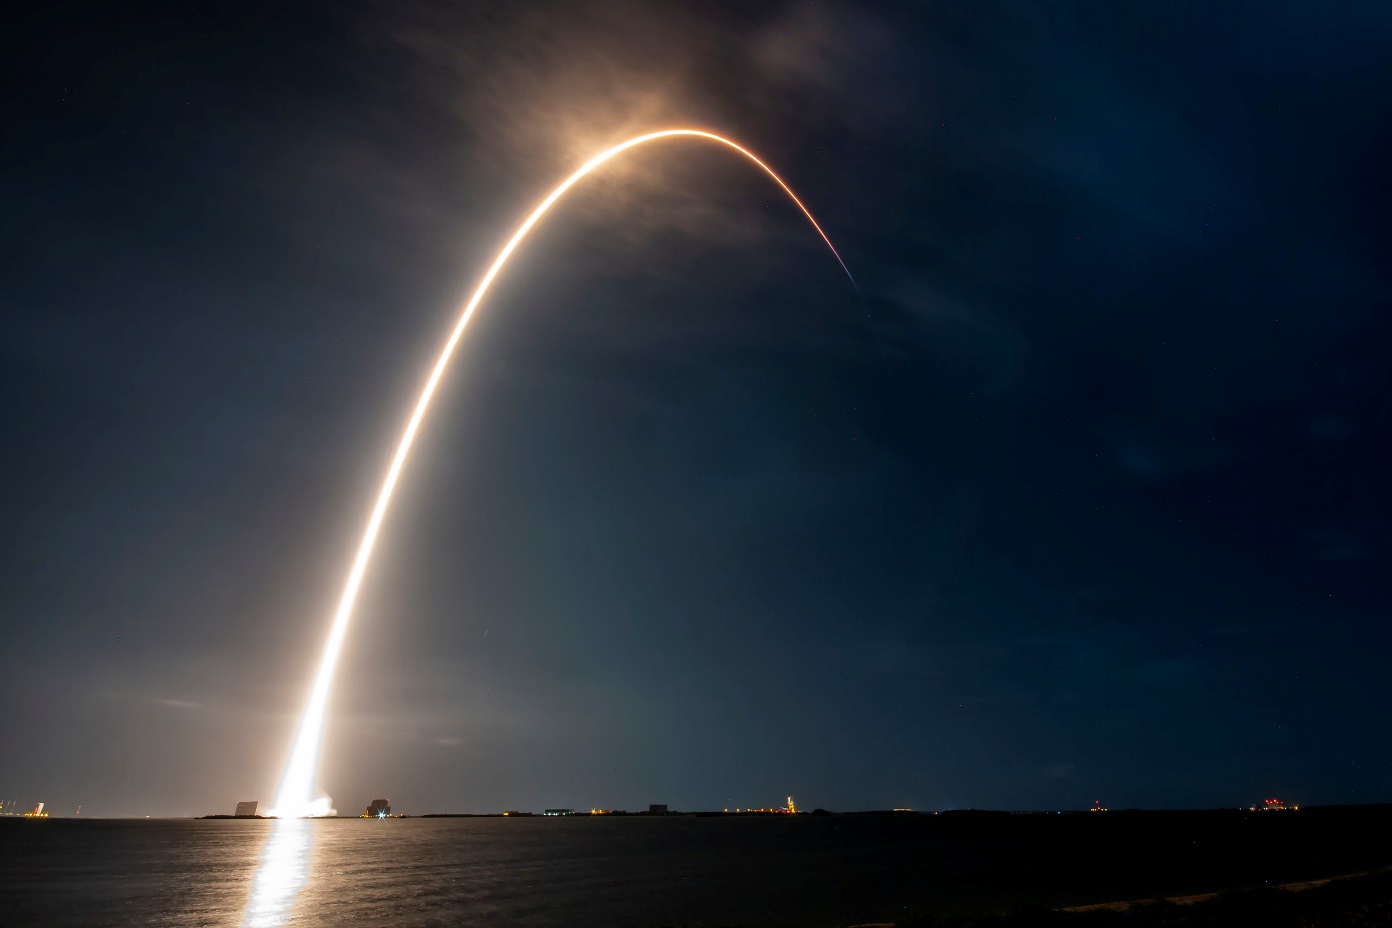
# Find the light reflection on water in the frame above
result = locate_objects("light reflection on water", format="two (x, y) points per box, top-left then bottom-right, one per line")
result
(7, 815), (1339, 926)
(243, 818), (312, 927)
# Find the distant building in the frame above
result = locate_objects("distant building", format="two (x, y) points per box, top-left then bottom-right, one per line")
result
(543, 809), (574, 816)
(234, 801), (260, 817)
(502, 811), (533, 817)
(362, 799), (391, 818)
(648, 804), (668, 815)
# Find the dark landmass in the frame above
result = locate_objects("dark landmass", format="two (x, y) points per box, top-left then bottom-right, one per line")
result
(895, 867), (1392, 927)
(420, 808), (1011, 818)
(907, 805), (1392, 915)
(197, 814), (266, 819)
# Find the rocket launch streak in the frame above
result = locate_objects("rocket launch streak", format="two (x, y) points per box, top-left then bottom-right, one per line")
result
(271, 129), (853, 817)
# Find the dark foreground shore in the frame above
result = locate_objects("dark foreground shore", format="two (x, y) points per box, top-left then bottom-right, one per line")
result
(890, 867), (1392, 927)
(5, 806), (1391, 926)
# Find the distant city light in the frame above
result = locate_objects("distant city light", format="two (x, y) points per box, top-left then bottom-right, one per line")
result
(727, 797), (800, 815)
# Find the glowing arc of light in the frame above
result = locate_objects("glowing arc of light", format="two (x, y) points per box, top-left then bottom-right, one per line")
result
(271, 128), (853, 817)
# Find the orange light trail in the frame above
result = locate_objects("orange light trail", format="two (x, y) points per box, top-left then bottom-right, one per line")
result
(271, 129), (853, 817)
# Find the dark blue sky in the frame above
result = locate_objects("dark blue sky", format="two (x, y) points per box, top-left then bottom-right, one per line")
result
(4, 1), (1390, 817)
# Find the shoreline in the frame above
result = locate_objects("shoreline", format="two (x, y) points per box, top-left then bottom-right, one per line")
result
(1058, 862), (1392, 912)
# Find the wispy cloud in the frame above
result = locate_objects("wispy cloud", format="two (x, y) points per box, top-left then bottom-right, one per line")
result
(152, 697), (202, 710)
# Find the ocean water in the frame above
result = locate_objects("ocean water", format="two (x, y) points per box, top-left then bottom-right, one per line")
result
(4, 816), (967, 928)
(4, 810), (1390, 927)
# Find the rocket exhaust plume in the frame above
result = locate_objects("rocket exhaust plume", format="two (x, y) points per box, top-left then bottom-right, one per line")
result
(270, 129), (853, 817)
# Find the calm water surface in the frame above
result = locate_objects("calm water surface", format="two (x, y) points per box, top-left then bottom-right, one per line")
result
(1, 816), (972, 927)
(5, 811), (1390, 927)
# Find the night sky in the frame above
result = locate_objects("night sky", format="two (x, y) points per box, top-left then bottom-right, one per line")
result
(5, 2), (1390, 818)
